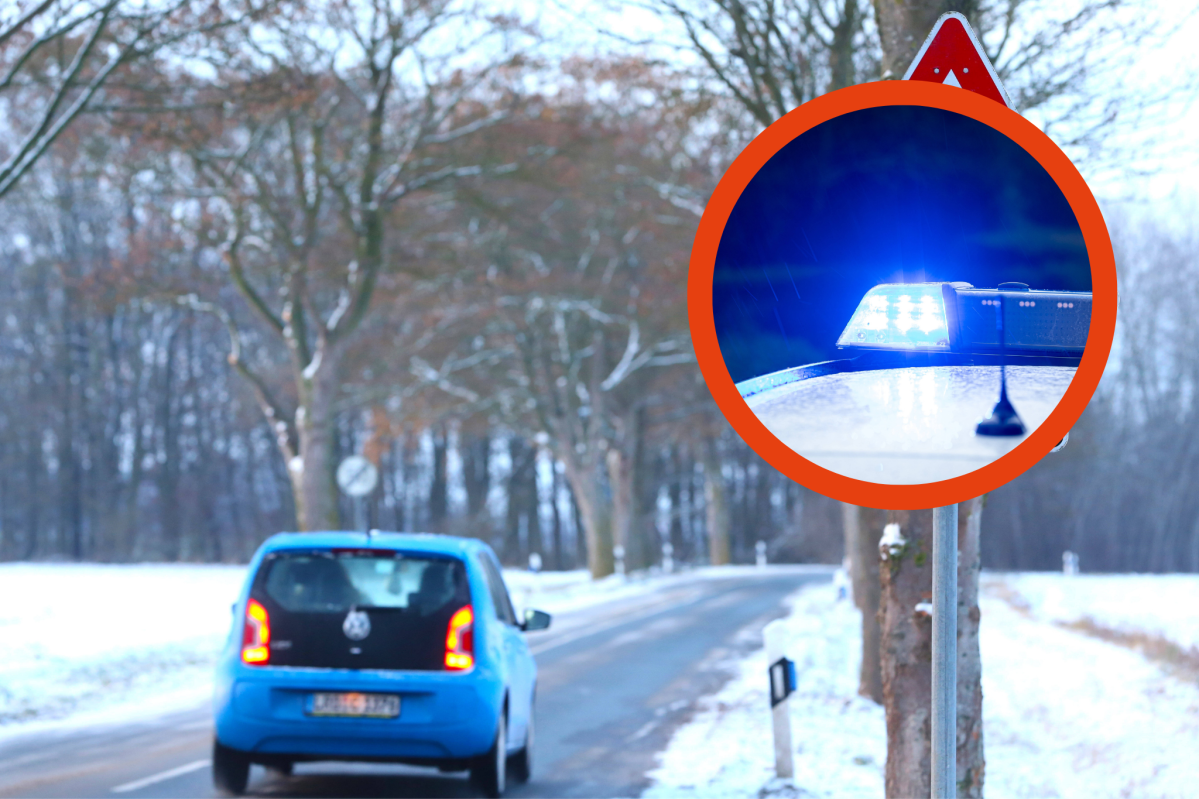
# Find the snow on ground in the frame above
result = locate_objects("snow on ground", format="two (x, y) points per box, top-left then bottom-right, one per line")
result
(643, 577), (885, 799)
(981, 577), (1199, 798)
(986, 571), (1199, 650)
(0, 563), (247, 732)
(645, 571), (1199, 799)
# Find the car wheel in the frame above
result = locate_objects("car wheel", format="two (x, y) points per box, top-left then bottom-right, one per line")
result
(470, 713), (507, 798)
(212, 739), (250, 797)
(509, 704), (533, 784)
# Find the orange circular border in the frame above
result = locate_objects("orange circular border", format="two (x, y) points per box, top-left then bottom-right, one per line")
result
(689, 80), (1117, 509)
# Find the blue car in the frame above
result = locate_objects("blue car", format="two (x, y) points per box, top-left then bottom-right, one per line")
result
(212, 531), (551, 797)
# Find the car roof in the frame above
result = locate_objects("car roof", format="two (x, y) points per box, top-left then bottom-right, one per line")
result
(746, 363), (1074, 484)
(259, 531), (488, 558)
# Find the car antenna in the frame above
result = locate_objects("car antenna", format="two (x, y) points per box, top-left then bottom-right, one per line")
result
(976, 293), (1026, 436)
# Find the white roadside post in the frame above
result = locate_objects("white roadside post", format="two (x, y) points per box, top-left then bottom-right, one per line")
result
(1063, 550), (1079, 576)
(764, 619), (795, 780)
(662, 542), (674, 574)
(525, 552), (542, 617)
(931, 504), (958, 799)
(613, 545), (626, 577)
(755, 540), (768, 567)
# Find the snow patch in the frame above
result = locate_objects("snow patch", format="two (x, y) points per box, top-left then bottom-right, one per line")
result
(878, 523), (905, 560)
(0, 564), (246, 729)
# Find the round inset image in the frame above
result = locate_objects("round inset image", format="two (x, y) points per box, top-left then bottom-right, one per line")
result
(689, 81), (1116, 509)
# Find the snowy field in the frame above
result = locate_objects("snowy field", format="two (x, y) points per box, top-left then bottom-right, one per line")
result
(0, 563), (248, 732)
(644, 572), (1199, 799)
(986, 571), (1199, 649)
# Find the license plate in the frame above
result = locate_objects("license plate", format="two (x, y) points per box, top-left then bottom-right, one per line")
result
(309, 692), (400, 718)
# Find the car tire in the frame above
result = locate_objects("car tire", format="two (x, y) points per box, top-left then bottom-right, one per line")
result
(509, 704), (533, 784)
(212, 739), (250, 797)
(470, 713), (507, 798)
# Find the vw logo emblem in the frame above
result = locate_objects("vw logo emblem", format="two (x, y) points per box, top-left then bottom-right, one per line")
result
(342, 608), (371, 641)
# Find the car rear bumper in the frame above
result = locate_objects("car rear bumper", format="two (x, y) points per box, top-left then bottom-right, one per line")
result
(214, 665), (501, 761)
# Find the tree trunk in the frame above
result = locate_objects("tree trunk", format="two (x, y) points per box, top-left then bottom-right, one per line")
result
(293, 365), (340, 531)
(872, 1), (980, 78)
(828, 0), (864, 89)
(879, 508), (933, 799)
(703, 437), (731, 566)
(548, 452), (565, 570)
(463, 433), (490, 519)
(429, 425), (449, 532)
(606, 446), (633, 569)
(845, 503), (884, 703)
(563, 451), (614, 578)
(506, 437), (540, 562)
(879, 503), (985, 798)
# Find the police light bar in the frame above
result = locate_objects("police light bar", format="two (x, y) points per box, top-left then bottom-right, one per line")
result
(837, 282), (1090, 356)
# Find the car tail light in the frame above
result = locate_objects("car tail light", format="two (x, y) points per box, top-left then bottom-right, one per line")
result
(241, 598), (271, 665)
(445, 605), (474, 671)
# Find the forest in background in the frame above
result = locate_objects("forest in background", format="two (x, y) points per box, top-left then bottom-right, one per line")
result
(0, 0), (1194, 575)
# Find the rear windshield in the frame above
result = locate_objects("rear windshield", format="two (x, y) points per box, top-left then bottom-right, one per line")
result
(264, 551), (465, 613)
(251, 549), (470, 671)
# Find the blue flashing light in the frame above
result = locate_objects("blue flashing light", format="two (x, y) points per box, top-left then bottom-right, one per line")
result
(837, 284), (950, 351)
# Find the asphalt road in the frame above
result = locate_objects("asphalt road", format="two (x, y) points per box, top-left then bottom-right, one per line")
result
(0, 567), (829, 799)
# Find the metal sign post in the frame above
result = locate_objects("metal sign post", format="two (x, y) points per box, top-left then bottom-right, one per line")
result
(931, 504), (958, 799)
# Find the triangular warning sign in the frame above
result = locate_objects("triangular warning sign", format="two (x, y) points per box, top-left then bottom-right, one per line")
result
(903, 13), (1010, 108)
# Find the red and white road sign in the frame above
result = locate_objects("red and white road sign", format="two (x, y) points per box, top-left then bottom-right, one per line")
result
(903, 12), (1011, 108)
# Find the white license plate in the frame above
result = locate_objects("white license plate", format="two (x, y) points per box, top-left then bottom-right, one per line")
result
(309, 692), (400, 718)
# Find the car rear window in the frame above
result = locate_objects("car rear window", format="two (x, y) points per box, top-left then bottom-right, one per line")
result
(251, 549), (470, 671)
(264, 551), (464, 613)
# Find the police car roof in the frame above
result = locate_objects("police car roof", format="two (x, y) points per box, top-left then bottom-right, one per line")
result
(260, 531), (487, 557)
(745, 363), (1074, 484)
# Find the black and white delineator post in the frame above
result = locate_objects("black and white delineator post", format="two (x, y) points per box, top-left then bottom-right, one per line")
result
(930, 505), (958, 798)
(764, 619), (796, 779)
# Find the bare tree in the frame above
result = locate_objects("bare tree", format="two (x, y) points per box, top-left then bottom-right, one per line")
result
(0, 0), (272, 199)
(138, 0), (526, 530)
(452, 60), (702, 577)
